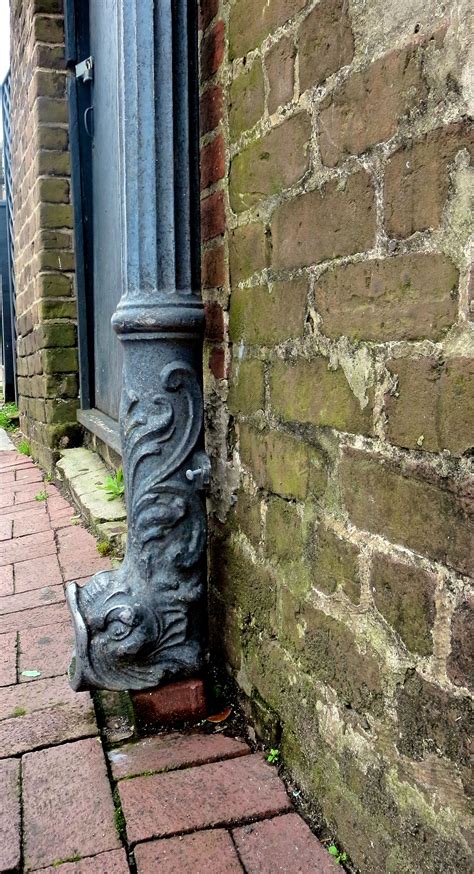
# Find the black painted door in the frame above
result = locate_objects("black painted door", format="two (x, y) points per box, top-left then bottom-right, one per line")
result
(89, 0), (123, 421)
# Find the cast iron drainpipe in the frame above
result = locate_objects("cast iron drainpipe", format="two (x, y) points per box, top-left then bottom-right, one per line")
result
(66, 0), (209, 691)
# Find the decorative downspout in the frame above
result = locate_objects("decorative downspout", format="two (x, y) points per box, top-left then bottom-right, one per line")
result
(67, 1), (208, 691)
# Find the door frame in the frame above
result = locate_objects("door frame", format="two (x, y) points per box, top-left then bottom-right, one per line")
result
(64, 0), (121, 454)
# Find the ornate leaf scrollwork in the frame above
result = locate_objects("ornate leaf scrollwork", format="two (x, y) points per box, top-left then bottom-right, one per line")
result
(67, 359), (207, 691)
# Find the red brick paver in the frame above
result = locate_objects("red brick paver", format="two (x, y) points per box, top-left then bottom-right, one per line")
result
(134, 830), (243, 874)
(108, 731), (250, 780)
(23, 738), (121, 871)
(0, 446), (339, 874)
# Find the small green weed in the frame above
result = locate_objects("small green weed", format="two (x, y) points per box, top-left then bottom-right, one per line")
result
(12, 707), (26, 718)
(97, 540), (111, 557)
(266, 748), (280, 764)
(18, 440), (31, 456)
(44, 472), (53, 482)
(52, 856), (81, 867)
(0, 402), (19, 431)
(100, 468), (125, 500)
(35, 490), (48, 502)
(328, 844), (348, 865)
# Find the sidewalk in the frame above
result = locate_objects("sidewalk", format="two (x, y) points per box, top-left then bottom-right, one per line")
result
(0, 441), (338, 874)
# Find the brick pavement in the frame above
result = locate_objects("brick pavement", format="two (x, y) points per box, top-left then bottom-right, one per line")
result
(0, 446), (339, 873)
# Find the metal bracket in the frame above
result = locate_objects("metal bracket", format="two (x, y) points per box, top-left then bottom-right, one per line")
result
(75, 56), (94, 83)
(186, 451), (211, 491)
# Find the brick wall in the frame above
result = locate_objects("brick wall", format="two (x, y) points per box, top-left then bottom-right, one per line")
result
(199, 1), (473, 871)
(10, 0), (80, 470)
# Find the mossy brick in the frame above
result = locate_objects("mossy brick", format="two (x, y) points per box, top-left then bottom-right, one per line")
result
(271, 170), (376, 269)
(239, 425), (327, 500)
(35, 422), (83, 450)
(36, 250), (75, 271)
(229, 223), (266, 285)
(230, 113), (311, 212)
(44, 399), (79, 425)
(229, 60), (265, 140)
(36, 150), (71, 176)
(396, 672), (472, 771)
(38, 203), (73, 229)
(37, 230), (73, 251)
(31, 70), (66, 100)
(229, 492), (262, 547)
(208, 591), (243, 672)
(266, 34), (295, 114)
(33, 15), (65, 43)
(35, 97), (68, 124)
(385, 121), (474, 238)
(447, 597), (474, 691)
(33, 43), (66, 70)
(33, 0), (63, 11)
(36, 272), (73, 297)
(212, 537), (277, 627)
(385, 357), (474, 456)
(270, 357), (373, 435)
(229, 0), (307, 59)
(319, 45), (427, 166)
(311, 525), (360, 602)
(37, 177), (69, 204)
(229, 358), (265, 415)
(265, 497), (311, 595)
(41, 347), (79, 373)
(371, 553), (436, 656)
(229, 278), (308, 345)
(298, 0), (354, 92)
(39, 299), (77, 320)
(340, 449), (473, 576)
(36, 323), (77, 349)
(281, 590), (383, 715)
(244, 636), (294, 715)
(315, 254), (458, 342)
(36, 127), (68, 150)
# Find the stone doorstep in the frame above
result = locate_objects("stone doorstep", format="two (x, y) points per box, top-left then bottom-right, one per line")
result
(56, 447), (127, 549)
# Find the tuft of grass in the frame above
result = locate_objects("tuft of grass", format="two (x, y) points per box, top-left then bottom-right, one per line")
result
(12, 707), (27, 718)
(0, 402), (19, 431)
(18, 440), (31, 456)
(328, 844), (348, 865)
(100, 468), (125, 500)
(52, 856), (81, 867)
(97, 540), (112, 557)
(113, 787), (126, 839)
(35, 490), (48, 502)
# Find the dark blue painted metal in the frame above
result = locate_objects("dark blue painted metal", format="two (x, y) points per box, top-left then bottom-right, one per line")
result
(67, 0), (207, 691)
(1, 72), (17, 403)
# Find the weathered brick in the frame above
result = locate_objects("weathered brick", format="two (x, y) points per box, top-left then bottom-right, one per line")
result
(36, 322), (77, 349)
(36, 149), (71, 175)
(36, 125), (68, 150)
(0, 759), (20, 873)
(38, 850), (130, 874)
(372, 554), (436, 655)
(0, 696), (97, 757)
(0, 675), (80, 721)
(266, 34), (295, 113)
(0, 602), (69, 636)
(229, 278), (308, 344)
(282, 591), (383, 714)
(340, 449), (473, 576)
(33, 14), (64, 43)
(36, 176), (69, 203)
(36, 273), (73, 298)
(19, 621), (75, 682)
(31, 69), (66, 100)
(200, 132), (225, 190)
(396, 672), (471, 770)
(447, 597), (473, 691)
(270, 357), (373, 435)
(319, 45), (426, 166)
(229, 357), (265, 414)
(229, 60), (265, 140)
(0, 584), (64, 618)
(38, 202), (73, 229)
(200, 83), (223, 134)
(108, 732), (249, 780)
(119, 754), (292, 842)
(265, 497), (311, 595)
(229, 222), (266, 284)
(315, 254), (458, 342)
(230, 113), (311, 212)
(199, 0), (219, 32)
(208, 345), (226, 378)
(311, 526), (360, 602)
(35, 95), (68, 124)
(41, 347), (78, 373)
(385, 356), (473, 456)
(233, 813), (339, 873)
(202, 244), (226, 288)
(0, 529), (55, 567)
(298, 0), (354, 92)
(204, 301), (225, 341)
(39, 298), (78, 320)
(385, 122), (474, 237)
(240, 425), (327, 500)
(0, 632), (17, 686)
(229, 491), (262, 546)
(200, 19), (225, 80)
(272, 170), (376, 268)
(229, 0), (307, 59)
(23, 738), (120, 870)
(212, 537), (277, 624)
(135, 831), (242, 874)
(201, 190), (225, 241)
